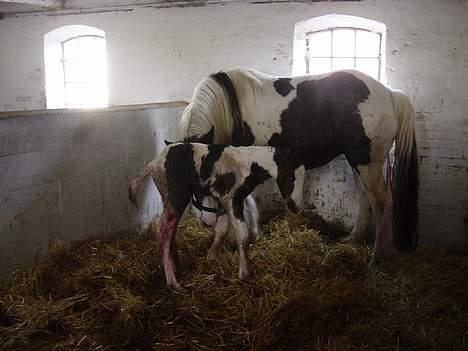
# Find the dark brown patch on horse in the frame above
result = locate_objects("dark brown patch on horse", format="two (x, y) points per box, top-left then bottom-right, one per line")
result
(268, 71), (371, 170)
(273, 146), (304, 214)
(211, 72), (255, 146)
(274, 78), (295, 97)
(198, 127), (215, 144)
(233, 163), (272, 220)
(187, 126), (215, 144)
(232, 120), (255, 146)
(213, 172), (236, 196)
(164, 143), (197, 216)
(200, 144), (226, 181)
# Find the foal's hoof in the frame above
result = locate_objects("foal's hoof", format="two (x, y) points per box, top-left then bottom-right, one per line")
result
(239, 270), (251, 282)
(207, 250), (219, 261)
(169, 284), (189, 294)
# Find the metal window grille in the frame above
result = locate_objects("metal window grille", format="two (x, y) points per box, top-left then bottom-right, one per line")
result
(304, 27), (382, 80)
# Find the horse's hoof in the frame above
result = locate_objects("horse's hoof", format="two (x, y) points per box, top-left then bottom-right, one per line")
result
(372, 244), (399, 263)
(340, 234), (356, 244)
(239, 270), (251, 282)
(382, 244), (399, 257)
(368, 255), (382, 268)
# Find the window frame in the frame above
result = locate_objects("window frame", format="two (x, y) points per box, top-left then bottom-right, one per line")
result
(293, 14), (387, 82)
(304, 26), (383, 80)
(60, 34), (107, 108)
(44, 25), (108, 109)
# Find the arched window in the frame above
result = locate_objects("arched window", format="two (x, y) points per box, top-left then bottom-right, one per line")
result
(292, 15), (386, 81)
(44, 25), (108, 109)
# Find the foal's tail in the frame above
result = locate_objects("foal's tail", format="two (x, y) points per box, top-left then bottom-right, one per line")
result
(390, 89), (419, 252)
(128, 162), (154, 208)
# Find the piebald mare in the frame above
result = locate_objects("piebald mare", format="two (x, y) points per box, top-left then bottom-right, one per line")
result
(179, 68), (419, 260)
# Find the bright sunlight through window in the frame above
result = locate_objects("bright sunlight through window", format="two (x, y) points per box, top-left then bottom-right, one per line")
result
(293, 15), (386, 82)
(62, 35), (108, 108)
(45, 26), (108, 109)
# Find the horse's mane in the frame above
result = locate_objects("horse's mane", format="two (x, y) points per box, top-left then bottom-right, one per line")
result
(179, 68), (263, 144)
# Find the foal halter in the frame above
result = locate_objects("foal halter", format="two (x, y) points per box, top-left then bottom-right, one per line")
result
(191, 195), (218, 214)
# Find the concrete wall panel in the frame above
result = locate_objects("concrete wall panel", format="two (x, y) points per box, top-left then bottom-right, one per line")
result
(0, 103), (186, 284)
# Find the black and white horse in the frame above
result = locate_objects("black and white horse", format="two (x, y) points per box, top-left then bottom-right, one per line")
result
(129, 142), (306, 289)
(179, 68), (419, 260)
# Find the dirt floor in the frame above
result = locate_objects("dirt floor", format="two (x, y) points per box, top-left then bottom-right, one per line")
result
(0, 214), (467, 351)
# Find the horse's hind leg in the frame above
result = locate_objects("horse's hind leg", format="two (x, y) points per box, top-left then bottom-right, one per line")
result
(342, 169), (371, 243)
(356, 163), (397, 261)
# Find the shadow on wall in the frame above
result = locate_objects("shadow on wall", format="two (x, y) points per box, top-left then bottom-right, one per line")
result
(0, 102), (187, 285)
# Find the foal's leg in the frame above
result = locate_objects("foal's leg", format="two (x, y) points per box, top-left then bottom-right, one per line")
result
(356, 164), (396, 262)
(207, 213), (228, 260)
(343, 169), (371, 243)
(227, 199), (251, 281)
(157, 206), (183, 289)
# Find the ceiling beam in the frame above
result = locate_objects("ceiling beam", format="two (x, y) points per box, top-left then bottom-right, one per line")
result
(0, 0), (64, 8)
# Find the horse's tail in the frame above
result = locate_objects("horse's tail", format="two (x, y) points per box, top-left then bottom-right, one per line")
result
(390, 89), (419, 252)
(128, 162), (154, 208)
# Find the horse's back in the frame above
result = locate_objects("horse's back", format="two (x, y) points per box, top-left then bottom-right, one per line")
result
(235, 70), (395, 167)
(183, 68), (398, 168)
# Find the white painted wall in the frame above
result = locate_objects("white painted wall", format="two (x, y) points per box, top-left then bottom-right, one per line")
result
(0, 0), (467, 251)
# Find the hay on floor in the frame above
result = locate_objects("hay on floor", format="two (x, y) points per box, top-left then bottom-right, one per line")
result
(0, 214), (467, 351)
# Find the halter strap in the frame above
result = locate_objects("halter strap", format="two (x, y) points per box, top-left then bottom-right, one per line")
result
(191, 195), (218, 214)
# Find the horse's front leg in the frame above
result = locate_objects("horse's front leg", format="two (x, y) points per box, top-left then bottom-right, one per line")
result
(157, 206), (183, 290)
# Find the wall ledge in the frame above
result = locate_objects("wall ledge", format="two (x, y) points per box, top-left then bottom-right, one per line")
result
(0, 101), (188, 120)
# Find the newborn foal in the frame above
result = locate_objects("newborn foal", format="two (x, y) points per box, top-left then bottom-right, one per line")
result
(129, 142), (305, 290)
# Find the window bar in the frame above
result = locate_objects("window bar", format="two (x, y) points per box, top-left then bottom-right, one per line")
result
(330, 29), (334, 71)
(60, 40), (68, 108)
(303, 28), (383, 80)
(353, 29), (357, 69)
(378, 32), (382, 80)
(306, 56), (378, 59)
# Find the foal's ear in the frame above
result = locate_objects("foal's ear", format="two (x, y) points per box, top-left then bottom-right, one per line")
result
(164, 139), (174, 146)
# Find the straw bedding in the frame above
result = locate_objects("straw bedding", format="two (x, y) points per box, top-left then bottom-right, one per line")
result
(0, 214), (466, 351)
